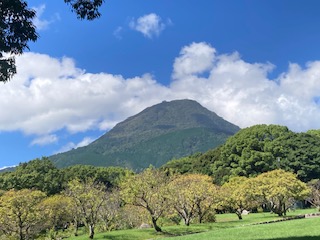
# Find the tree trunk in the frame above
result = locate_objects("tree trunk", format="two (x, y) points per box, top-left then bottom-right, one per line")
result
(89, 224), (95, 239)
(197, 205), (203, 223)
(73, 219), (79, 236)
(18, 219), (23, 240)
(236, 210), (243, 220)
(184, 218), (191, 226)
(19, 228), (23, 240)
(151, 217), (162, 232)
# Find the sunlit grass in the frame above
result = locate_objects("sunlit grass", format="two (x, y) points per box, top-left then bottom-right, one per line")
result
(160, 217), (320, 240)
(65, 208), (319, 240)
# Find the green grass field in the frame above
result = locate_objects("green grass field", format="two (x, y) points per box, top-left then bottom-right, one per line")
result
(66, 209), (320, 240)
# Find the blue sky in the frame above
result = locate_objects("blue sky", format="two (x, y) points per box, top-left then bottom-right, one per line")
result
(2, 0), (320, 168)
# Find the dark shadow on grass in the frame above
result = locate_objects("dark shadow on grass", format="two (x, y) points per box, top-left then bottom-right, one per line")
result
(100, 230), (206, 240)
(101, 232), (166, 240)
(102, 235), (138, 240)
(264, 237), (320, 240)
(162, 230), (204, 237)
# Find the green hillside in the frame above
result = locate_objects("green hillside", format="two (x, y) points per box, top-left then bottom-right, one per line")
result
(49, 99), (240, 170)
(163, 124), (320, 183)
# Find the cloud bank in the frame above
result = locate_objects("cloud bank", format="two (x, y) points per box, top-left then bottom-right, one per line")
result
(1, 42), (320, 147)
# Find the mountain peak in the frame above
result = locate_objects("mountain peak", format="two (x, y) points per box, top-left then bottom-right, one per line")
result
(50, 99), (240, 170)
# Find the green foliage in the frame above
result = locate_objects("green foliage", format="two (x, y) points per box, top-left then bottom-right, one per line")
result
(120, 167), (171, 232)
(163, 124), (320, 185)
(252, 170), (310, 216)
(50, 100), (239, 170)
(167, 174), (218, 225)
(307, 179), (320, 209)
(0, 0), (38, 82)
(62, 165), (132, 188)
(213, 124), (289, 182)
(271, 132), (320, 182)
(40, 194), (74, 233)
(0, 157), (63, 195)
(0, 0), (106, 82)
(209, 124), (320, 184)
(220, 176), (259, 220)
(0, 189), (46, 240)
(65, 178), (110, 239)
(162, 148), (221, 177)
(306, 129), (320, 138)
(0, 159), (132, 196)
(64, 0), (104, 20)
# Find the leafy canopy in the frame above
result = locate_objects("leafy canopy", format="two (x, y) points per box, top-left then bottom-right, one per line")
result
(164, 124), (320, 185)
(0, 0), (105, 82)
(64, 0), (105, 20)
(254, 169), (310, 216)
(0, 189), (46, 239)
(120, 167), (170, 232)
(0, 0), (37, 82)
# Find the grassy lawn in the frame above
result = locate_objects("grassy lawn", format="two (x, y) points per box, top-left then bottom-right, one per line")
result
(160, 217), (320, 240)
(66, 209), (320, 240)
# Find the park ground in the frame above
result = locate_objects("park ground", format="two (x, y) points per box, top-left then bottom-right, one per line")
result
(65, 208), (320, 240)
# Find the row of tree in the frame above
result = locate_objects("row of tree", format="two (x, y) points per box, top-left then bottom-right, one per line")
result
(0, 162), (318, 239)
(0, 158), (132, 195)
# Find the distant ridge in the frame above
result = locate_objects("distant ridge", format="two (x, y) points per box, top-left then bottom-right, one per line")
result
(49, 99), (240, 170)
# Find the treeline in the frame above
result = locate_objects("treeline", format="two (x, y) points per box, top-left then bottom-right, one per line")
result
(163, 124), (320, 184)
(0, 160), (319, 239)
(0, 158), (132, 195)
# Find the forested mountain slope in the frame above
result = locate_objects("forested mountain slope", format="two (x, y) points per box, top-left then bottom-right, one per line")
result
(50, 99), (240, 170)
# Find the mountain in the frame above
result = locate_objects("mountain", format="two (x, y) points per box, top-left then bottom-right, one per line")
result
(49, 99), (240, 170)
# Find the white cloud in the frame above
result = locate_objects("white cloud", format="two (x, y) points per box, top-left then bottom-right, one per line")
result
(173, 42), (216, 80)
(113, 26), (123, 39)
(31, 134), (58, 146)
(55, 137), (96, 154)
(0, 165), (17, 170)
(130, 13), (166, 38)
(0, 53), (170, 136)
(1, 42), (320, 141)
(32, 4), (60, 31)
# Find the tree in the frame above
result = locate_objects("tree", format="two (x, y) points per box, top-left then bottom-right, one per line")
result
(255, 170), (310, 216)
(120, 167), (170, 232)
(168, 174), (218, 225)
(220, 176), (259, 220)
(98, 190), (121, 231)
(0, 0), (37, 82)
(64, 0), (105, 20)
(40, 194), (74, 238)
(0, 157), (63, 195)
(65, 178), (108, 239)
(307, 179), (320, 210)
(62, 165), (133, 189)
(0, 189), (46, 240)
(211, 124), (320, 184)
(0, 0), (105, 83)
(270, 132), (320, 182)
(162, 149), (221, 177)
(213, 125), (290, 183)
(306, 129), (320, 138)
(117, 205), (150, 229)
